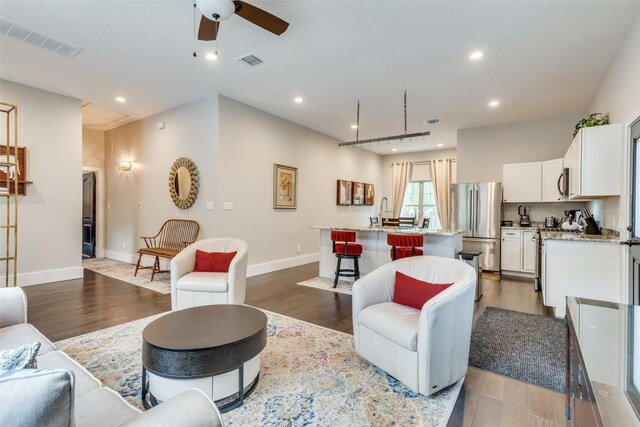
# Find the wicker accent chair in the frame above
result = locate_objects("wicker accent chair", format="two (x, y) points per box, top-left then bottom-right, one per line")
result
(134, 219), (200, 281)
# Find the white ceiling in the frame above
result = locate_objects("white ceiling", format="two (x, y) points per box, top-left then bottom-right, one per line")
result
(1, 1), (639, 155)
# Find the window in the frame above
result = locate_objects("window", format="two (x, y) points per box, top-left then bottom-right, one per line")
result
(400, 181), (441, 229)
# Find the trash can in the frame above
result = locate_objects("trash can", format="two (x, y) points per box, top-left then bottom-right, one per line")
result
(458, 250), (483, 302)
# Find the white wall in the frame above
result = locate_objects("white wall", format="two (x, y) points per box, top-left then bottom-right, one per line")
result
(587, 14), (640, 233)
(104, 97), (219, 263)
(456, 112), (584, 183)
(0, 80), (83, 285)
(218, 96), (382, 274)
(82, 128), (105, 169)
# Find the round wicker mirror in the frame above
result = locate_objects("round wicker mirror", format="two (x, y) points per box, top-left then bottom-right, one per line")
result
(169, 157), (199, 209)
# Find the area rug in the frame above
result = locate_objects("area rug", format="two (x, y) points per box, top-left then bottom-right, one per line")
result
(82, 258), (170, 294)
(297, 276), (353, 295)
(56, 310), (461, 426)
(469, 306), (566, 392)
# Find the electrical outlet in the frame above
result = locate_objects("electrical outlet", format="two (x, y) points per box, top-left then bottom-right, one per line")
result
(296, 245), (301, 254)
(206, 202), (214, 210)
(619, 217), (625, 229)
(224, 202), (233, 211)
(122, 242), (126, 249)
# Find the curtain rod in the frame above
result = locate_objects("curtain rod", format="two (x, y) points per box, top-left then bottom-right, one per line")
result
(389, 159), (456, 166)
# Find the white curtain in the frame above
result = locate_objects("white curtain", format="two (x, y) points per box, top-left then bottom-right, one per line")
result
(431, 159), (452, 229)
(391, 162), (410, 218)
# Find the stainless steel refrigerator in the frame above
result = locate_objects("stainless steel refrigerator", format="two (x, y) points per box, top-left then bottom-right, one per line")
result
(450, 182), (501, 272)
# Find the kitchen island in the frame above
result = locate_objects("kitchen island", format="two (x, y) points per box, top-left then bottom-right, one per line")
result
(311, 226), (464, 280)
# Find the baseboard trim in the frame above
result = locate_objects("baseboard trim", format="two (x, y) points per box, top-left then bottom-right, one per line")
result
(247, 253), (319, 277)
(14, 266), (84, 287)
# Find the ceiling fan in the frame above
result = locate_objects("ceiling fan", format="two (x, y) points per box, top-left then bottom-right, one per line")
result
(196, 0), (289, 41)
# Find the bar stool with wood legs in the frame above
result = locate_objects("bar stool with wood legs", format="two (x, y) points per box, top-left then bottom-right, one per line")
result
(387, 233), (424, 261)
(331, 230), (363, 288)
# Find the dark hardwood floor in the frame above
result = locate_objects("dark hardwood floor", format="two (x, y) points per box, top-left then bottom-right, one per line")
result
(23, 261), (564, 426)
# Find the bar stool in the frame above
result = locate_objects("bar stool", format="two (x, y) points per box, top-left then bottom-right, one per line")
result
(331, 230), (363, 287)
(387, 233), (424, 261)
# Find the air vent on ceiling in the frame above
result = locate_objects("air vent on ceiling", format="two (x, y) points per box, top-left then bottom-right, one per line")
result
(0, 17), (83, 58)
(423, 117), (440, 125)
(238, 54), (263, 67)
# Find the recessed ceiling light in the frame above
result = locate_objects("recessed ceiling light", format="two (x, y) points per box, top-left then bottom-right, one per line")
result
(294, 97), (303, 103)
(115, 96), (126, 103)
(469, 51), (484, 60)
(437, 143), (444, 147)
(350, 124), (358, 129)
(489, 100), (500, 107)
(205, 51), (218, 61)
(391, 148), (398, 152)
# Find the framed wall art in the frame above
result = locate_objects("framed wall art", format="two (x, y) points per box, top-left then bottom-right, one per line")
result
(364, 183), (375, 206)
(352, 182), (365, 205)
(337, 180), (352, 205)
(274, 164), (297, 209)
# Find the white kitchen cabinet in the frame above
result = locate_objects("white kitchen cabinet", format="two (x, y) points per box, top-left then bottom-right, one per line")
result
(566, 124), (622, 200)
(522, 230), (536, 273)
(501, 229), (522, 271)
(502, 162), (542, 203)
(544, 239), (622, 317)
(541, 158), (564, 202)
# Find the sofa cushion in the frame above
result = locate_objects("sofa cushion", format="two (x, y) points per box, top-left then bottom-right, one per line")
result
(358, 302), (420, 351)
(393, 271), (452, 310)
(0, 323), (55, 355)
(37, 350), (101, 398)
(176, 272), (228, 293)
(194, 250), (237, 273)
(0, 368), (75, 427)
(75, 387), (140, 427)
(0, 341), (41, 374)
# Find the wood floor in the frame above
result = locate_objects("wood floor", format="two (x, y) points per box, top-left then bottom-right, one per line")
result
(22, 262), (566, 426)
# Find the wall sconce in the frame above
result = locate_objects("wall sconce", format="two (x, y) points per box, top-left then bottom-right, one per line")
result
(118, 161), (133, 172)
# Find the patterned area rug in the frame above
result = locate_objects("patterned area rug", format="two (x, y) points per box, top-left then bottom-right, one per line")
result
(82, 258), (170, 294)
(297, 276), (353, 295)
(56, 310), (461, 426)
(469, 307), (566, 392)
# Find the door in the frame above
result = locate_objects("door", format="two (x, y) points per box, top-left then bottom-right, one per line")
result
(82, 172), (96, 258)
(501, 230), (521, 271)
(628, 118), (640, 304)
(474, 182), (501, 239)
(450, 183), (473, 237)
(522, 230), (536, 272)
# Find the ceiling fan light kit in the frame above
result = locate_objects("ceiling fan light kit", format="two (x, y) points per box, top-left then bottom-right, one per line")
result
(197, 0), (235, 21)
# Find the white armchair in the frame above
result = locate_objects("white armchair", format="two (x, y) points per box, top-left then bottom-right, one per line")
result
(171, 238), (248, 310)
(352, 256), (476, 396)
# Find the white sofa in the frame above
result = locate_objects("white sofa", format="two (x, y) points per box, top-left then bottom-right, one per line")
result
(0, 288), (223, 427)
(352, 256), (476, 396)
(171, 238), (248, 310)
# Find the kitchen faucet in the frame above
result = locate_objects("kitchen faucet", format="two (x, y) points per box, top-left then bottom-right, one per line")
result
(379, 196), (389, 220)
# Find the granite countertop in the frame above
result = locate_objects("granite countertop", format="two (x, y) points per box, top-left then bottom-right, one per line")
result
(541, 228), (620, 243)
(501, 221), (544, 230)
(310, 226), (465, 236)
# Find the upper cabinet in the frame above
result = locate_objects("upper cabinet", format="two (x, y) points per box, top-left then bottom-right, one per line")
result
(502, 162), (542, 203)
(541, 158), (564, 202)
(565, 124), (622, 200)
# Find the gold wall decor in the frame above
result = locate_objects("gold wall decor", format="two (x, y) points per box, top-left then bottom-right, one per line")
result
(168, 157), (199, 209)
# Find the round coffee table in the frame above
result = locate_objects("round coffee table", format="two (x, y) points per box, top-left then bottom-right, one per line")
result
(141, 304), (267, 412)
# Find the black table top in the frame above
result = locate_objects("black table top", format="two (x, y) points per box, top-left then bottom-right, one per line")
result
(143, 305), (267, 351)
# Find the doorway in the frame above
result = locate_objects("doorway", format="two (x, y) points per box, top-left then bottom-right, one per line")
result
(627, 117), (640, 304)
(82, 171), (96, 258)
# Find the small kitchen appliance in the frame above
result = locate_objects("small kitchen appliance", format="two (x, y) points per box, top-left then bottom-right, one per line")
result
(561, 210), (580, 230)
(518, 205), (531, 227)
(545, 216), (558, 228)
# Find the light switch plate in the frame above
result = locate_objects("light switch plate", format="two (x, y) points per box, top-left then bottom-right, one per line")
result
(157, 121), (165, 130)
(206, 202), (214, 210)
(224, 202), (233, 211)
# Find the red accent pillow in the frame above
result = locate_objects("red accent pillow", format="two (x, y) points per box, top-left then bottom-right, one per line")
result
(393, 271), (453, 310)
(194, 250), (237, 273)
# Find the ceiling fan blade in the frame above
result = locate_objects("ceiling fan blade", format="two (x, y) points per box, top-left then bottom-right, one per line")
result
(233, 1), (289, 35)
(198, 16), (220, 41)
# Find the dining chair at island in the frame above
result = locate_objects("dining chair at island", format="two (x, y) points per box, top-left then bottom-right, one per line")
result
(331, 230), (363, 287)
(370, 216), (379, 226)
(422, 218), (430, 228)
(387, 233), (424, 261)
(398, 217), (416, 228)
(382, 218), (400, 226)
